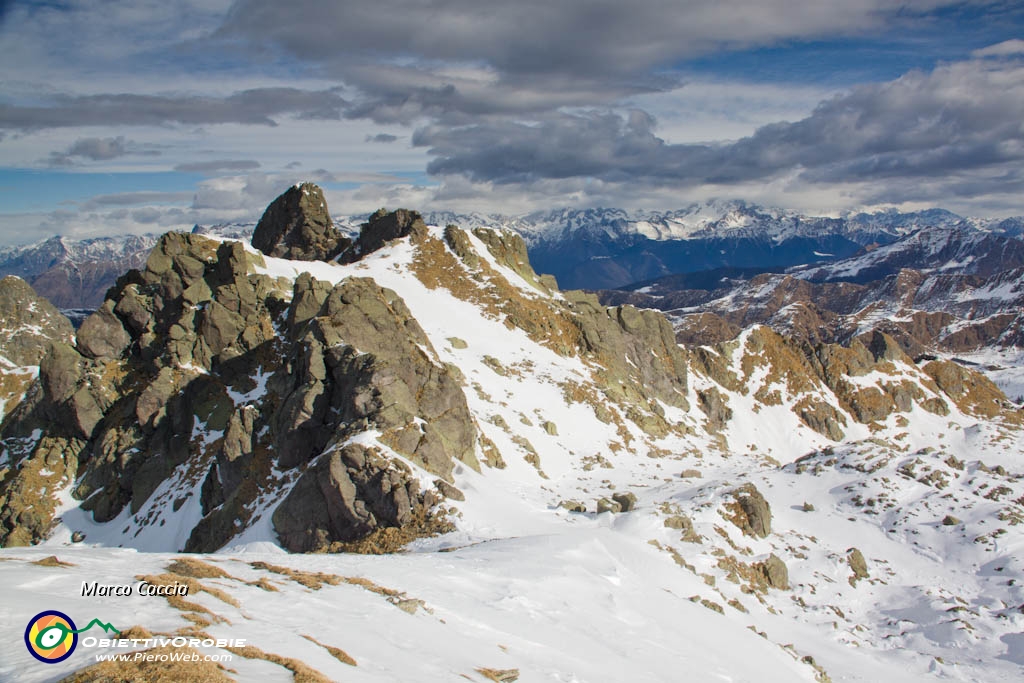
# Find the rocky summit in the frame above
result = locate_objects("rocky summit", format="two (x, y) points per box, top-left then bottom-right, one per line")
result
(2, 184), (1024, 682)
(251, 182), (351, 261)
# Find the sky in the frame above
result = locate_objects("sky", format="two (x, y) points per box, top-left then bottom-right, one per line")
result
(0, 0), (1023, 244)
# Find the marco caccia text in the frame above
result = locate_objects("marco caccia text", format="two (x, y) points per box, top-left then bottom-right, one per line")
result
(81, 581), (189, 597)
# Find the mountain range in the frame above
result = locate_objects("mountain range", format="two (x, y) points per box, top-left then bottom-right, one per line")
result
(1, 185), (1023, 681)
(5, 202), (1023, 310)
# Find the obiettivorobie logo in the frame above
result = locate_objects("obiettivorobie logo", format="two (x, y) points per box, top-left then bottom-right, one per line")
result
(24, 610), (119, 664)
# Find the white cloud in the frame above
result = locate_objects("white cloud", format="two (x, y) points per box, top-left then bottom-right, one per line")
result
(973, 39), (1024, 58)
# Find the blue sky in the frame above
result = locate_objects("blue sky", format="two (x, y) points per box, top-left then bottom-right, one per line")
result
(0, 1), (1022, 244)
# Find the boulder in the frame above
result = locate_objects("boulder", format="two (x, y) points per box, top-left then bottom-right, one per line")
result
(729, 483), (772, 538)
(77, 300), (130, 360)
(596, 497), (622, 514)
(612, 491), (638, 512)
(434, 479), (465, 502)
(755, 554), (789, 590)
(847, 547), (869, 585)
(664, 514), (700, 543)
(272, 443), (425, 552)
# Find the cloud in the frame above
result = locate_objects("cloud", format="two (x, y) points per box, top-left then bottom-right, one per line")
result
(973, 39), (1024, 58)
(45, 135), (166, 166)
(411, 54), (1024, 209)
(0, 87), (347, 131)
(174, 159), (261, 173)
(219, 0), (972, 80)
(214, 1), (998, 129)
(80, 191), (194, 209)
(365, 133), (398, 144)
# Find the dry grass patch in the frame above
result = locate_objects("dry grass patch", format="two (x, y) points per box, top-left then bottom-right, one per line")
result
(249, 562), (343, 590)
(165, 596), (229, 625)
(476, 667), (520, 682)
(138, 572), (240, 608)
(58, 645), (232, 683)
(167, 558), (278, 592)
(32, 555), (76, 567)
(225, 643), (331, 683)
(301, 634), (357, 666)
(248, 561), (433, 615)
(166, 558), (232, 580)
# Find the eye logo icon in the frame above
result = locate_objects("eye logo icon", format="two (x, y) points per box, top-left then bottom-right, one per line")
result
(25, 610), (78, 663)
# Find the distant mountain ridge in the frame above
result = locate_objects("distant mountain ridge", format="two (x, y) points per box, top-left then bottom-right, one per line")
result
(425, 204), (1024, 289)
(2, 203), (1022, 307)
(0, 234), (159, 309)
(599, 221), (1024, 394)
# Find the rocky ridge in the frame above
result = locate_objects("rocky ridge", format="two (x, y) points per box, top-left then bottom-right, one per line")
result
(0, 189), (695, 551)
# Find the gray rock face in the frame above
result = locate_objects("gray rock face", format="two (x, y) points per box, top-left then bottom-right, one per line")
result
(273, 443), (426, 553)
(561, 289), (689, 422)
(697, 387), (732, 432)
(273, 275), (479, 479)
(252, 183), (351, 261)
(0, 276), (74, 366)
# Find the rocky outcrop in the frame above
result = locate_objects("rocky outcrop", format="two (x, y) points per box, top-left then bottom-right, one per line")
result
(252, 183), (350, 261)
(562, 289), (690, 419)
(420, 223), (690, 435)
(272, 443), (429, 553)
(0, 214), (480, 550)
(728, 484), (772, 538)
(847, 548), (869, 585)
(341, 208), (425, 263)
(0, 277), (76, 430)
(626, 260), (1024, 357)
(687, 325), (1010, 442)
(921, 359), (1017, 421)
(273, 275), (479, 479)
(755, 554), (789, 590)
(0, 276), (74, 366)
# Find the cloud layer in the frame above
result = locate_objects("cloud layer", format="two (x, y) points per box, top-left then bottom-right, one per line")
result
(0, 0), (1022, 243)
